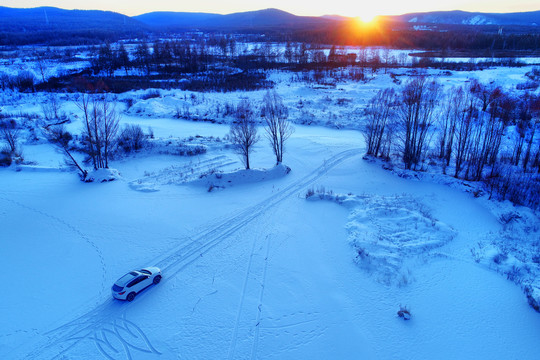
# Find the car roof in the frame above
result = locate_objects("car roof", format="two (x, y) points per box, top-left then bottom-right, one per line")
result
(115, 271), (140, 286)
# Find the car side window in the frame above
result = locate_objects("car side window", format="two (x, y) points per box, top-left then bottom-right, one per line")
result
(127, 275), (149, 287)
(127, 276), (141, 288)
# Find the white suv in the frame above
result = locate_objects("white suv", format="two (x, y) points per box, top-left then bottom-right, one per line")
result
(112, 267), (162, 301)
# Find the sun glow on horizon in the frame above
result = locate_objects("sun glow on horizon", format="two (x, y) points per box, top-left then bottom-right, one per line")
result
(355, 13), (379, 24)
(356, 9), (380, 23)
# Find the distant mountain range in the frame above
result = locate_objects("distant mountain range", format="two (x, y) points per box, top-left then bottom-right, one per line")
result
(133, 8), (540, 29)
(390, 10), (540, 26)
(0, 6), (538, 45)
(0, 6), (143, 33)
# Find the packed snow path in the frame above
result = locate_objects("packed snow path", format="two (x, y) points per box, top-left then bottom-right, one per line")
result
(15, 148), (362, 359)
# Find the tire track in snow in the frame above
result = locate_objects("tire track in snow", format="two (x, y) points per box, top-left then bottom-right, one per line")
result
(154, 148), (361, 277)
(20, 147), (361, 360)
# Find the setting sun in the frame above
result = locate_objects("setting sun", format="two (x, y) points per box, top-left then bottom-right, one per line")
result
(356, 12), (378, 23)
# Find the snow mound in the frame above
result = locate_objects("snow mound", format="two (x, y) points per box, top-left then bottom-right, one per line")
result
(127, 95), (189, 117)
(310, 192), (456, 285)
(129, 155), (237, 192)
(129, 180), (160, 192)
(194, 163), (291, 190)
(85, 168), (121, 183)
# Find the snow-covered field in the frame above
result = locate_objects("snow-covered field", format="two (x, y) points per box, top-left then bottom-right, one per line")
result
(1, 62), (540, 359)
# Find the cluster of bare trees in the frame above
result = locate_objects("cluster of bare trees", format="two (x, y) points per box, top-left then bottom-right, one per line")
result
(363, 88), (395, 159)
(44, 94), (120, 179)
(362, 76), (540, 208)
(363, 76), (440, 169)
(229, 90), (294, 170)
(398, 77), (440, 170)
(77, 94), (120, 170)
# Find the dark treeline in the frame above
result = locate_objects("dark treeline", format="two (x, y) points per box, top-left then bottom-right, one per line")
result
(17, 34), (534, 94)
(0, 29), (143, 46)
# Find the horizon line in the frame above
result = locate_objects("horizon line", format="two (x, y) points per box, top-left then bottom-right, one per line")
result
(1, 5), (539, 19)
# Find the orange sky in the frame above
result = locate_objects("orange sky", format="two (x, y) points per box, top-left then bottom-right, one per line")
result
(1, 0), (539, 17)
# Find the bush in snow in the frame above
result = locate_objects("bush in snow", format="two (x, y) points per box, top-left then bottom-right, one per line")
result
(41, 94), (65, 123)
(0, 147), (12, 167)
(305, 186), (335, 200)
(141, 89), (161, 100)
(176, 144), (207, 156)
(0, 119), (20, 150)
(117, 124), (147, 153)
(397, 305), (411, 320)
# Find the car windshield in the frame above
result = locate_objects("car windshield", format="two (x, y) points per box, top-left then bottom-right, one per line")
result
(116, 272), (138, 285)
(112, 284), (123, 292)
(139, 269), (151, 275)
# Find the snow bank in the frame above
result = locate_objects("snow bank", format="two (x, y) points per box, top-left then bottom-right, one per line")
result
(126, 95), (189, 118)
(194, 163), (291, 191)
(308, 192), (456, 285)
(470, 204), (540, 312)
(85, 168), (121, 183)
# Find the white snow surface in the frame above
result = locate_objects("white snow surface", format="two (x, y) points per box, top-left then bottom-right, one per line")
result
(1, 64), (540, 360)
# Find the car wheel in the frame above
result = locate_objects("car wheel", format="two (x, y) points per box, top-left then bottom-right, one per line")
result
(127, 292), (136, 302)
(153, 275), (162, 285)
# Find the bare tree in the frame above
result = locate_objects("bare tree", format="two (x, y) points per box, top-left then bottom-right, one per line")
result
(77, 94), (120, 170)
(464, 86), (505, 181)
(230, 99), (259, 169)
(398, 77), (440, 169)
(262, 90), (293, 164)
(512, 102), (530, 166)
(43, 125), (87, 179)
(41, 94), (64, 123)
(452, 88), (476, 178)
(35, 52), (47, 83)
(437, 87), (465, 170)
(522, 95), (540, 171)
(363, 88), (396, 157)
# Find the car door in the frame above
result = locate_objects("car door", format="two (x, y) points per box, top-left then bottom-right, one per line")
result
(136, 275), (151, 291)
(127, 275), (149, 293)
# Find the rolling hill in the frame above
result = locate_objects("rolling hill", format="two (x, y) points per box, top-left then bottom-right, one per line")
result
(134, 8), (335, 30)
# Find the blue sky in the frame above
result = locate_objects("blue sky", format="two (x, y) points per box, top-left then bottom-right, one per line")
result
(1, 0), (539, 17)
